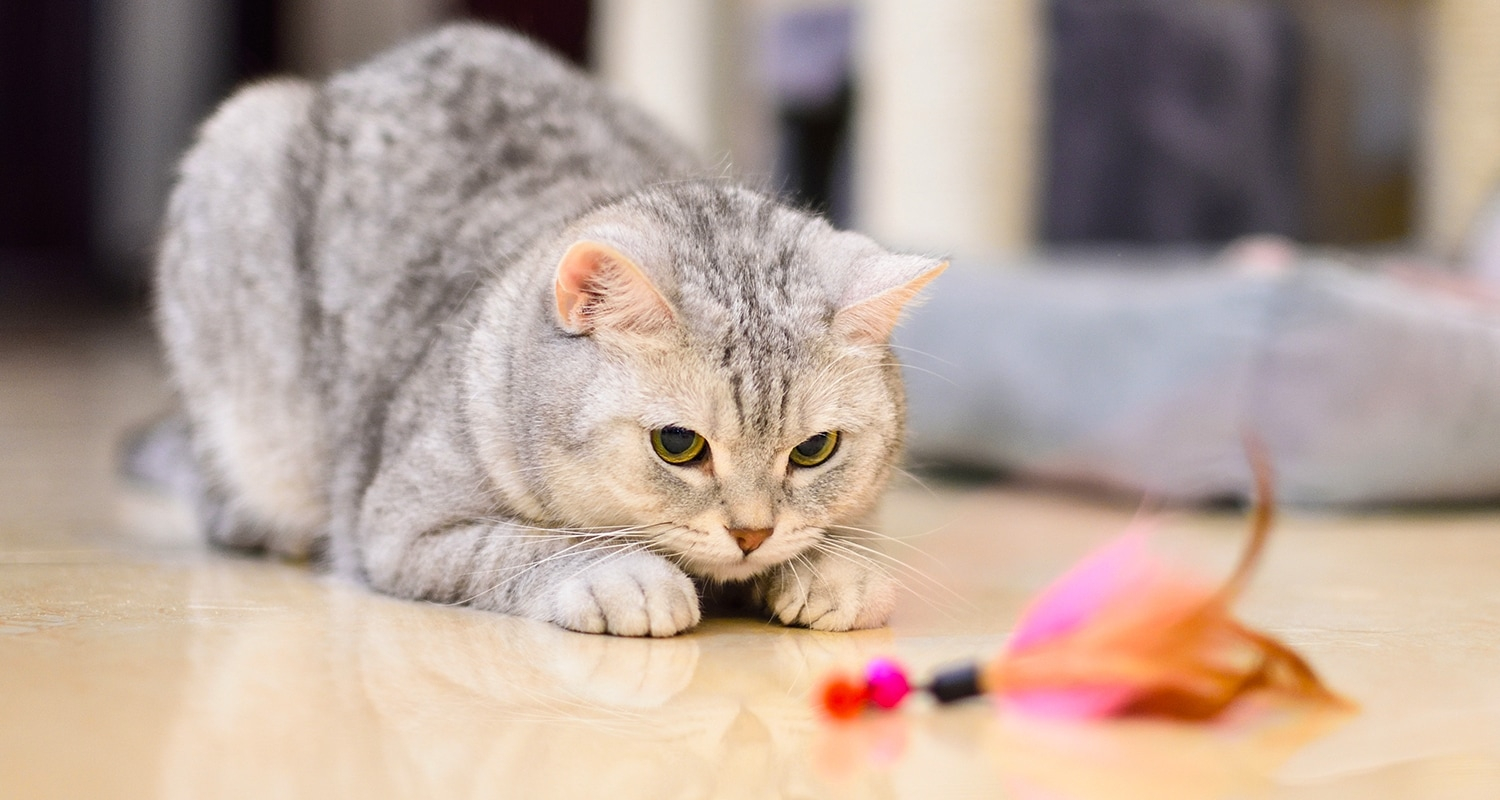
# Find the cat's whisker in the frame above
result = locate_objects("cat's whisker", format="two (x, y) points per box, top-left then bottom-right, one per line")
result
(808, 539), (968, 621)
(467, 522), (676, 573)
(799, 359), (935, 408)
(893, 362), (960, 386)
(846, 340), (959, 372)
(785, 554), (808, 619)
(452, 524), (675, 592)
(450, 540), (644, 603)
(814, 533), (977, 613)
(474, 517), (674, 539)
(763, 552), (809, 626)
(828, 359), (956, 389)
(889, 466), (940, 499)
(456, 539), (656, 608)
(458, 538), (623, 580)
(825, 521), (951, 553)
(817, 533), (944, 585)
(549, 540), (657, 590)
(710, 150), (735, 181)
(866, 341), (960, 369)
(513, 524), (668, 540)
(639, 526), (701, 567)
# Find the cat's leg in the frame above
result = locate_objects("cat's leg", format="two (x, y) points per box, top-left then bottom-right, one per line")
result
(351, 419), (701, 636)
(343, 345), (704, 635)
(752, 543), (898, 631)
(536, 548), (702, 636)
(361, 519), (702, 637)
(155, 79), (329, 558)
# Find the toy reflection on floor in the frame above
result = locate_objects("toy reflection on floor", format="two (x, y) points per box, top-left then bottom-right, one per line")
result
(818, 447), (1351, 722)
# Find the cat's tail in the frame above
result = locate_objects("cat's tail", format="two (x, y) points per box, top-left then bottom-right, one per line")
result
(120, 410), (197, 495)
(116, 409), (202, 545)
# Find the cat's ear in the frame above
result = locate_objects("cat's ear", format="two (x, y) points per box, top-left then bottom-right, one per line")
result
(833, 256), (947, 345)
(554, 240), (676, 335)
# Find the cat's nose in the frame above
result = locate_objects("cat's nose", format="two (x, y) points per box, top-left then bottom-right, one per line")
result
(729, 528), (772, 554)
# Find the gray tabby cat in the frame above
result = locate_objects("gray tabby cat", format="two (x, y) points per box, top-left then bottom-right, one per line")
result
(155, 24), (943, 636)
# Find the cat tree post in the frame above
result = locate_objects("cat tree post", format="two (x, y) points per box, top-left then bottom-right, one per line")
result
(591, 0), (737, 160)
(1420, 0), (1500, 257)
(853, 0), (1043, 258)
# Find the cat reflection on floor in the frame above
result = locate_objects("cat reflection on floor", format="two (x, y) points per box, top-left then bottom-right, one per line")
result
(151, 24), (942, 635)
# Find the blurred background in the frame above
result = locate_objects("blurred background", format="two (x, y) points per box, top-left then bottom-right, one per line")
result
(2, 0), (1497, 308)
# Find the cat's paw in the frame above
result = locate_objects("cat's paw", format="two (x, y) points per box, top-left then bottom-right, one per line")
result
(756, 552), (897, 631)
(550, 551), (701, 637)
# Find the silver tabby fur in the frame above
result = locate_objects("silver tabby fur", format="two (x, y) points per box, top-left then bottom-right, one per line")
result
(155, 24), (941, 636)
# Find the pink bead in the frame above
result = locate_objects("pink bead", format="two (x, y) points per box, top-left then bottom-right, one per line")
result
(864, 658), (911, 709)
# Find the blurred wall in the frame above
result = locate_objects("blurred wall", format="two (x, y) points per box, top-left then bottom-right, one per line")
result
(0, 3), (92, 301)
(91, 0), (455, 291)
(1291, 0), (1419, 246)
(1041, 0), (1302, 245)
(9, 0), (1498, 309)
(281, 0), (454, 75)
(94, 0), (235, 283)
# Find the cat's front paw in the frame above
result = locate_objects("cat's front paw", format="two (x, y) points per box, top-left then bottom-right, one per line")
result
(757, 551), (897, 631)
(550, 550), (700, 637)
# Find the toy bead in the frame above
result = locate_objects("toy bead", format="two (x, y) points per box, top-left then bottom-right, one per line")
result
(819, 672), (869, 720)
(864, 658), (911, 709)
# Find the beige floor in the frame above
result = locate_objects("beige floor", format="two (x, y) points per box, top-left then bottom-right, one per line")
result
(4, 315), (1500, 799)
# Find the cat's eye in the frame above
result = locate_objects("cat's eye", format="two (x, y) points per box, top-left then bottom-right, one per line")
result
(652, 426), (707, 465)
(789, 431), (839, 468)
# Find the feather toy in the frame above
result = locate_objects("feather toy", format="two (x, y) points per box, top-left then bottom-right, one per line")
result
(818, 450), (1348, 721)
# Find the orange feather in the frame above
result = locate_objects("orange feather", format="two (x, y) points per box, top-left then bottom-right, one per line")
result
(984, 445), (1349, 720)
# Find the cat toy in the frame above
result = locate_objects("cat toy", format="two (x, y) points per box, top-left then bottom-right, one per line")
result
(818, 450), (1348, 722)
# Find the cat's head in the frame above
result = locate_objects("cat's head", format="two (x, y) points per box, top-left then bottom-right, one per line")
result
(475, 184), (943, 583)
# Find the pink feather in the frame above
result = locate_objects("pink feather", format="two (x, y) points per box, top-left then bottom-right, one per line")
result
(1005, 525), (1159, 652)
(985, 450), (1347, 720)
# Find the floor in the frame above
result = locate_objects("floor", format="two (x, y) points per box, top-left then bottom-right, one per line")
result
(4, 314), (1500, 799)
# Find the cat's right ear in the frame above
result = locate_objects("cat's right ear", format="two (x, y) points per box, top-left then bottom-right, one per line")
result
(833, 256), (947, 345)
(554, 241), (676, 335)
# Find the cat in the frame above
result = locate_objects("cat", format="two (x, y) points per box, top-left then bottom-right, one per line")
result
(153, 23), (943, 636)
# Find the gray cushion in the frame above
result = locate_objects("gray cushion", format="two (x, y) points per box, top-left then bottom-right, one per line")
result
(897, 261), (1500, 506)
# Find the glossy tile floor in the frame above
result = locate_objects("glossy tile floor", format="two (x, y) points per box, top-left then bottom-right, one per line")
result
(4, 314), (1500, 798)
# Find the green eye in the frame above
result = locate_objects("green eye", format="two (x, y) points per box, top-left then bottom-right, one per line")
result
(652, 426), (707, 465)
(789, 431), (839, 468)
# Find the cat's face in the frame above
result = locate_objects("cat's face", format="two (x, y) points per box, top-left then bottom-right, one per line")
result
(545, 320), (908, 582)
(479, 185), (942, 583)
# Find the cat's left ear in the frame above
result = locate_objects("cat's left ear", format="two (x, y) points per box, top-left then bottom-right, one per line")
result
(554, 240), (676, 335)
(833, 256), (947, 345)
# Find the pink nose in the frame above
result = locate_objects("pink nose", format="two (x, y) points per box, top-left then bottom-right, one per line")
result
(729, 528), (772, 554)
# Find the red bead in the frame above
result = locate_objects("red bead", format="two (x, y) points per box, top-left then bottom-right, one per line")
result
(819, 672), (869, 720)
(864, 658), (911, 709)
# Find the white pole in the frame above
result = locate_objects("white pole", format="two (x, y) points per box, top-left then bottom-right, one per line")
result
(1421, 0), (1500, 258)
(592, 0), (734, 160)
(854, 0), (1043, 257)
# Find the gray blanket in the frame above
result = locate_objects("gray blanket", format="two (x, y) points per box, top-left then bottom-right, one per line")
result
(898, 261), (1500, 506)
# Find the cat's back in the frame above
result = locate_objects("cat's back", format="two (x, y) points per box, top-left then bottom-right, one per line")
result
(155, 24), (700, 557)
(315, 23), (698, 249)
(308, 24), (702, 369)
